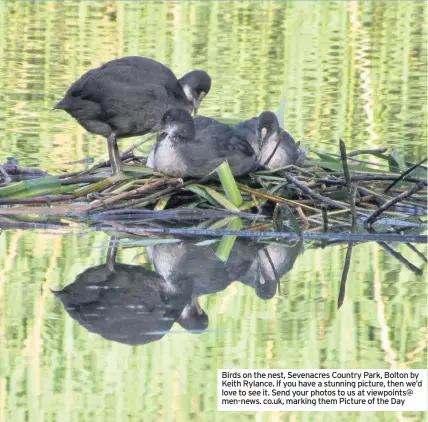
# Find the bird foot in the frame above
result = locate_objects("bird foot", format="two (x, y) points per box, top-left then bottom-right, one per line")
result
(110, 171), (127, 181)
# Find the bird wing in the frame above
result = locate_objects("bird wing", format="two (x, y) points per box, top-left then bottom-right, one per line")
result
(72, 57), (180, 96)
(234, 117), (258, 149)
(281, 130), (299, 161)
(195, 118), (256, 158)
(235, 117), (257, 133)
(217, 133), (257, 159)
(80, 66), (175, 100)
(64, 62), (186, 118)
(194, 116), (220, 131)
(99, 56), (178, 83)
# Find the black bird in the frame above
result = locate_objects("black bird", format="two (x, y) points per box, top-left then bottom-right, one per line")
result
(235, 111), (304, 170)
(146, 108), (258, 178)
(53, 239), (208, 345)
(54, 56), (211, 175)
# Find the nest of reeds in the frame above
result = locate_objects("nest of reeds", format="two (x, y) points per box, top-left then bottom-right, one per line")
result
(0, 139), (426, 242)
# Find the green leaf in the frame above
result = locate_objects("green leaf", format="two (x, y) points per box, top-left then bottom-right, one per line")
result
(183, 201), (201, 209)
(109, 180), (138, 194)
(185, 184), (217, 205)
(238, 200), (256, 211)
(312, 150), (341, 163)
(72, 175), (123, 198)
(120, 238), (180, 247)
(216, 161), (243, 207)
(215, 217), (243, 261)
(0, 176), (62, 199)
(154, 194), (171, 210)
(388, 151), (407, 172)
(275, 92), (287, 128)
(49, 185), (83, 195)
(202, 186), (241, 211)
(362, 152), (390, 161)
(403, 165), (427, 179)
(208, 216), (237, 230)
(306, 159), (394, 174)
(305, 159), (344, 172)
(122, 165), (162, 176)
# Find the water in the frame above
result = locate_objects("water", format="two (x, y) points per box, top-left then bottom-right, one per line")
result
(0, 2), (427, 421)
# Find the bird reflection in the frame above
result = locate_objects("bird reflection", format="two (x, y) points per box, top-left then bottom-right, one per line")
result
(53, 238), (207, 345)
(147, 239), (261, 297)
(149, 238), (303, 299)
(239, 241), (304, 299)
(54, 237), (303, 346)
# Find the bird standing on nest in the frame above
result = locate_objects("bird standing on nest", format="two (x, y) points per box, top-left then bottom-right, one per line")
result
(54, 56), (211, 176)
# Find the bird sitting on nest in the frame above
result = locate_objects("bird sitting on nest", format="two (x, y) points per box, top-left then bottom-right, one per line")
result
(235, 111), (305, 170)
(146, 108), (258, 178)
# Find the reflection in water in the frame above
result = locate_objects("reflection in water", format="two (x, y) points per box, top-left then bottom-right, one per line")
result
(1, 229), (426, 421)
(55, 237), (304, 345)
(239, 242), (303, 299)
(53, 239), (208, 345)
(148, 239), (262, 297)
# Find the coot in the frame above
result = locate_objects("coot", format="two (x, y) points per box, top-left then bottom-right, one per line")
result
(54, 56), (211, 175)
(146, 108), (258, 178)
(236, 111), (304, 170)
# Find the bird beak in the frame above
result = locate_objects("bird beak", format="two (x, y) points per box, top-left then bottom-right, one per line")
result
(260, 127), (267, 141)
(191, 297), (204, 315)
(193, 92), (206, 116)
(260, 127), (268, 148)
(179, 298), (204, 321)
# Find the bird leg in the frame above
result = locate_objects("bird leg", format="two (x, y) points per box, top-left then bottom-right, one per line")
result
(107, 132), (123, 175)
(0, 166), (11, 185)
(106, 236), (119, 272)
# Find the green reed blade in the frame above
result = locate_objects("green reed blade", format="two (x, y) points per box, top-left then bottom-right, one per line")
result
(275, 92), (287, 128)
(186, 184), (217, 206)
(154, 194), (171, 210)
(119, 238), (180, 247)
(215, 217), (243, 262)
(202, 186), (241, 212)
(0, 176), (62, 199)
(216, 161), (243, 207)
